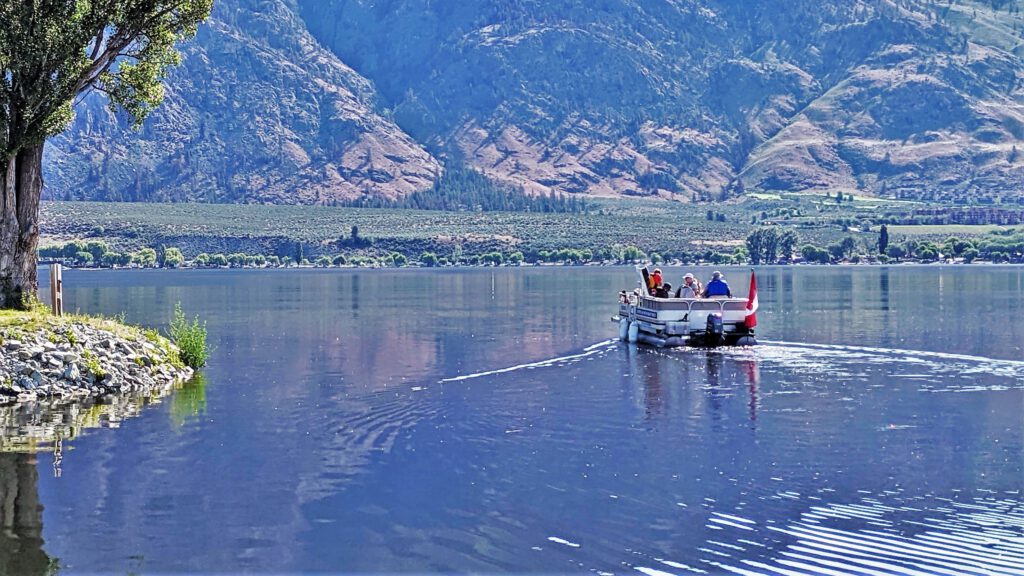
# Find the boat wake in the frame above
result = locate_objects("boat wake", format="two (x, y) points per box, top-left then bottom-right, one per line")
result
(738, 340), (1024, 388)
(439, 339), (617, 383)
(760, 340), (1024, 369)
(441, 338), (1024, 387)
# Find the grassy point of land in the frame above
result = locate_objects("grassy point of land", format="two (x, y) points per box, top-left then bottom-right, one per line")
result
(0, 308), (186, 370)
(1, 308), (129, 339)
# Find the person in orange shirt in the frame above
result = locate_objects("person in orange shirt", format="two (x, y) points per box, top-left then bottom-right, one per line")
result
(651, 268), (663, 291)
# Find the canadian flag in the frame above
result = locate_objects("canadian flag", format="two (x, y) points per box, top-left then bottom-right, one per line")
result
(745, 270), (758, 328)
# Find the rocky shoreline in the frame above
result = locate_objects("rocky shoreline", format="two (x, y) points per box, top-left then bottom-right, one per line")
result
(0, 316), (193, 406)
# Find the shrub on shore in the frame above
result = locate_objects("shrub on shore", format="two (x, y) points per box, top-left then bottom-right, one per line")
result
(169, 303), (208, 369)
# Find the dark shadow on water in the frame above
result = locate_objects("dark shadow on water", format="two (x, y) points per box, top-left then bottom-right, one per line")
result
(879, 269), (890, 311)
(0, 454), (53, 575)
(644, 353), (665, 420)
(703, 353), (726, 421)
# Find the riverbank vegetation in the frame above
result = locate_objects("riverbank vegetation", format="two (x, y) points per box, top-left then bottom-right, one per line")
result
(39, 197), (1023, 269)
(37, 227), (1024, 269)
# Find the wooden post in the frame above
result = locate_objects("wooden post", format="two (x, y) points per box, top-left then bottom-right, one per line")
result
(49, 264), (63, 317)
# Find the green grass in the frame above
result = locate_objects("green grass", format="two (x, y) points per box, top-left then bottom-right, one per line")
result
(43, 196), (1019, 264)
(82, 349), (107, 379)
(887, 224), (1016, 236)
(0, 308), (136, 339)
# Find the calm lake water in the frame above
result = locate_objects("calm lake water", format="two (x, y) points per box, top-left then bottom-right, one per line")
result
(6, 266), (1024, 574)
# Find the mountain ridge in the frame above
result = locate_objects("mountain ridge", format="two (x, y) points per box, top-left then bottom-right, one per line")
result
(46, 0), (441, 204)
(43, 0), (1024, 205)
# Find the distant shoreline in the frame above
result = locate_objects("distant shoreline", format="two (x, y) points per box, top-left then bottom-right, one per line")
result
(42, 260), (1022, 273)
(40, 200), (1024, 270)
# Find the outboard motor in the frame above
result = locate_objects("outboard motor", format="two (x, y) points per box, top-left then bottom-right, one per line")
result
(705, 313), (724, 347)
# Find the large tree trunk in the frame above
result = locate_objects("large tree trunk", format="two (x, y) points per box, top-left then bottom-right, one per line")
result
(0, 145), (43, 310)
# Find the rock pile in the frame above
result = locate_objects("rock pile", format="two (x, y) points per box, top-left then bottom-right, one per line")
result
(0, 319), (193, 405)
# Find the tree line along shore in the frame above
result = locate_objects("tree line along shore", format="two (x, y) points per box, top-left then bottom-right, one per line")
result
(39, 224), (1024, 270)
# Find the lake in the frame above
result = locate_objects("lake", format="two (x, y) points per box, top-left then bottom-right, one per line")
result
(5, 266), (1023, 574)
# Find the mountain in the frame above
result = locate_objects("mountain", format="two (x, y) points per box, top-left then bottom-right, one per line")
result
(43, 0), (1024, 204)
(45, 0), (440, 203)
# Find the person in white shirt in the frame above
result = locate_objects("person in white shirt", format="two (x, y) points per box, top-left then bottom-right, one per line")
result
(674, 273), (702, 298)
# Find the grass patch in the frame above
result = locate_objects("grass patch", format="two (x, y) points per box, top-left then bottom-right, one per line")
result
(168, 302), (208, 369)
(0, 306), (142, 341)
(888, 224), (1015, 236)
(82, 350), (107, 379)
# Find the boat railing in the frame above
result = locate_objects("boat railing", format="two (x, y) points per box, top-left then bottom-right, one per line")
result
(631, 295), (748, 317)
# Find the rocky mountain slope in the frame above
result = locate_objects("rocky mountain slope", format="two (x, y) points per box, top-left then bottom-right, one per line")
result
(43, 0), (1024, 204)
(46, 0), (440, 203)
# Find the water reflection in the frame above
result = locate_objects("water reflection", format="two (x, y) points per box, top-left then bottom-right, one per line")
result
(643, 353), (665, 419)
(0, 375), (204, 454)
(741, 357), (760, 422)
(879, 268), (890, 311)
(0, 454), (52, 576)
(627, 347), (762, 425)
(699, 352), (762, 424)
(169, 374), (208, 429)
(22, 267), (1024, 572)
(704, 353), (726, 420)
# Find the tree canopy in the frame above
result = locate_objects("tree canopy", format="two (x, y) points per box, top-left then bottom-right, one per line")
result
(0, 0), (213, 156)
(0, 0), (212, 308)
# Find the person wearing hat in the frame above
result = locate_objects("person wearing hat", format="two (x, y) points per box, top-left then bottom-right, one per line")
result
(702, 270), (732, 298)
(674, 273), (702, 298)
(651, 268), (664, 290)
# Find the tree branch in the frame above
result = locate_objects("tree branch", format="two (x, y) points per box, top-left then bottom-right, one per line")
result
(89, 27), (108, 63)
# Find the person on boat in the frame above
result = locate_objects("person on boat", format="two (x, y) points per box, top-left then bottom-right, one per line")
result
(655, 282), (672, 298)
(645, 268), (657, 294)
(674, 273), (702, 298)
(702, 271), (732, 298)
(651, 268), (664, 291)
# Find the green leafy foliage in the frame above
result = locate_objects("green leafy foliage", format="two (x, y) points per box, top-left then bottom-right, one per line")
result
(0, 0), (213, 152)
(168, 302), (207, 369)
(163, 247), (185, 268)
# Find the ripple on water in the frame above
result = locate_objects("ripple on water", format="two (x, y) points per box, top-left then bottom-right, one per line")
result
(301, 337), (1022, 573)
(295, 390), (440, 501)
(701, 495), (1024, 576)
